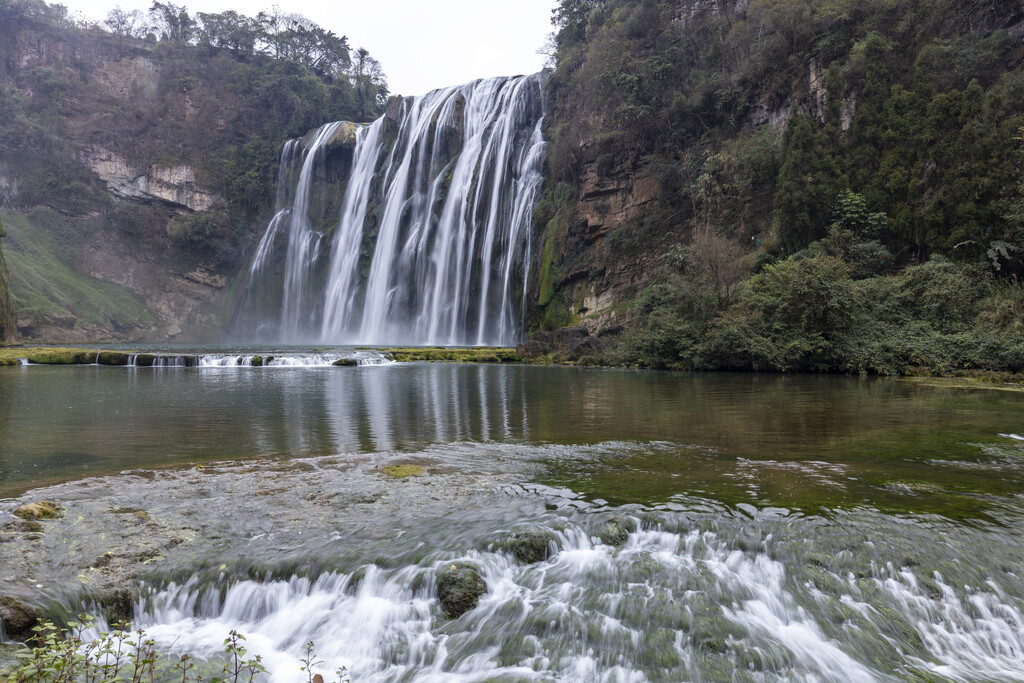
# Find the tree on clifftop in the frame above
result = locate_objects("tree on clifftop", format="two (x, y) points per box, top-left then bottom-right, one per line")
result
(149, 1), (195, 43)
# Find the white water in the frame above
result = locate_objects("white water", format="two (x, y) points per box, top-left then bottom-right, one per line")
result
(239, 74), (546, 346)
(126, 514), (1024, 682)
(19, 352), (392, 367)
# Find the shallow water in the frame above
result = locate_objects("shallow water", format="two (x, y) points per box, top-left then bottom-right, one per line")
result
(3, 361), (1024, 681)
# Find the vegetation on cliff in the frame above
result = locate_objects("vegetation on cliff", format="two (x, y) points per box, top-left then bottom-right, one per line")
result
(535, 0), (1024, 374)
(0, 216), (17, 344)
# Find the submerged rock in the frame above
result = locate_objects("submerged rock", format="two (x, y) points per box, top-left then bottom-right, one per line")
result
(13, 501), (63, 520)
(0, 596), (38, 640)
(437, 562), (486, 618)
(499, 526), (558, 564)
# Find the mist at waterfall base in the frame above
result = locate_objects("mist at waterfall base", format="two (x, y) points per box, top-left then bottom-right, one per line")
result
(233, 74), (546, 346)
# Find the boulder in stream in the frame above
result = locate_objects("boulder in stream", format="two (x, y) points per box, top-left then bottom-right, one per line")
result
(13, 501), (63, 520)
(437, 562), (486, 618)
(0, 596), (38, 640)
(598, 515), (636, 547)
(499, 526), (558, 564)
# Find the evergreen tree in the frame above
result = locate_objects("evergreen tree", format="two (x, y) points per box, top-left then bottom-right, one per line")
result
(774, 112), (840, 252)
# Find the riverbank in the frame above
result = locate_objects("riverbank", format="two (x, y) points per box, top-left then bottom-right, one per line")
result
(6, 345), (1024, 392)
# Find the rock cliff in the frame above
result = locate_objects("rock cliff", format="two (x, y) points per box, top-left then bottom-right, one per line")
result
(0, 3), (384, 342)
(531, 0), (1024, 339)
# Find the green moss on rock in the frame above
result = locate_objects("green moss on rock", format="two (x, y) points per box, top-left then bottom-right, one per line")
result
(13, 501), (63, 520)
(436, 562), (486, 619)
(381, 464), (424, 479)
(498, 526), (558, 564)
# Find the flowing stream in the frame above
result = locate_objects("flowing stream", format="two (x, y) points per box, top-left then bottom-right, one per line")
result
(236, 74), (546, 346)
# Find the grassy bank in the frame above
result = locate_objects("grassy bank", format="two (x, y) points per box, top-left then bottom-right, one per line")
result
(0, 211), (157, 338)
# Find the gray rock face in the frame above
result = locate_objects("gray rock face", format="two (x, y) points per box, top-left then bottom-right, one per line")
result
(78, 146), (220, 212)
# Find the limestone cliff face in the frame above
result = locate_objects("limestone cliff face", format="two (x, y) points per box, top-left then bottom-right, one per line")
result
(78, 146), (220, 211)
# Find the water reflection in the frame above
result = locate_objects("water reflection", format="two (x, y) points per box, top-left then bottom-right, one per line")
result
(2, 364), (1024, 515)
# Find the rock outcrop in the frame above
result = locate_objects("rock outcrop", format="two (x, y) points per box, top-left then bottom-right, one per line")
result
(79, 146), (220, 212)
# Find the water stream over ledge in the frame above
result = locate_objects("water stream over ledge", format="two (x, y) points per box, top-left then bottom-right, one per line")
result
(2, 363), (1024, 681)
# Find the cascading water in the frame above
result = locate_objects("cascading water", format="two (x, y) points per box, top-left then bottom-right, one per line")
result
(236, 74), (547, 346)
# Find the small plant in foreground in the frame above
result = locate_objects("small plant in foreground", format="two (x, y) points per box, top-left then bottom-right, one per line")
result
(2, 619), (349, 683)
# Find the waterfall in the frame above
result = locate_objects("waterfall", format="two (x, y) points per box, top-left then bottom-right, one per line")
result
(237, 73), (547, 346)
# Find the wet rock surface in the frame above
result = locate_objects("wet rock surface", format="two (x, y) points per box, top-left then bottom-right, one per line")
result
(0, 445), (535, 616)
(13, 501), (63, 520)
(516, 327), (606, 362)
(597, 514), (637, 546)
(0, 595), (38, 640)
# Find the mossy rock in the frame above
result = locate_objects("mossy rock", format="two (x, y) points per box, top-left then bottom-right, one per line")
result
(0, 596), (38, 641)
(251, 355), (263, 366)
(437, 562), (486, 618)
(381, 464), (424, 478)
(13, 348), (98, 364)
(97, 351), (130, 366)
(498, 526), (558, 564)
(13, 501), (63, 520)
(134, 353), (156, 367)
(597, 514), (636, 546)
(333, 358), (358, 367)
(101, 587), (136, 626)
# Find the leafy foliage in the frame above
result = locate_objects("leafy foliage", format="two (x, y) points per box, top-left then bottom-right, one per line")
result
(3, 618), (353, 683)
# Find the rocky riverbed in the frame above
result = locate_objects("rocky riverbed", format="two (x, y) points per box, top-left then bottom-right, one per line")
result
(0, 443), (539, 637)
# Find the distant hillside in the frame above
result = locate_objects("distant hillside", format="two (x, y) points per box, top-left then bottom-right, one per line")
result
(529, 0), (1024, 374)
(0, 0), (387, 341)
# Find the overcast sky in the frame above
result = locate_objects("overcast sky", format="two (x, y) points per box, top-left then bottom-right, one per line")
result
(57, 0), (559, 96)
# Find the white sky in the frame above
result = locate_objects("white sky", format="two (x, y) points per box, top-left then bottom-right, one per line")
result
(58, 0), (558, 96)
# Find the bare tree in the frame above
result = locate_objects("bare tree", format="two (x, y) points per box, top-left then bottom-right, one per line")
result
(105, 6), (148, 38)
(686, 225), (753, 308)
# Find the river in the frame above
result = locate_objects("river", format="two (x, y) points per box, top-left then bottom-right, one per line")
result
(2, 356), (1023, 681)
